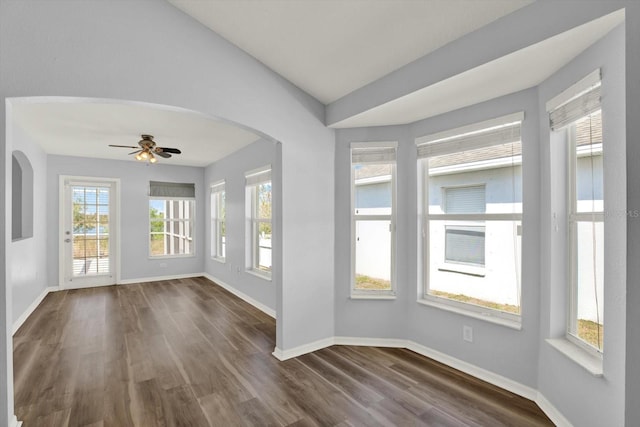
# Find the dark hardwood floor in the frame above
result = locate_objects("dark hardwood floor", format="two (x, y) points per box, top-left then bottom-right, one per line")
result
(13, 277), (553, 426)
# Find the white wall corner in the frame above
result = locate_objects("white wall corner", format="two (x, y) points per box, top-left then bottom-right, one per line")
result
(535, 393), (574, 427)
(12, 286), (56, 335)
(9, 415), (22, 427)
(203, 273), (276, 318)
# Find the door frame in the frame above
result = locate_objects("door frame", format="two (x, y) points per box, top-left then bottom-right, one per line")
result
(58, 175), (121, 289)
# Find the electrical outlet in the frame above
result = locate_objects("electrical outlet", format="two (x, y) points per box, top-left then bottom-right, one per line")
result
(463, 325), (473, 343)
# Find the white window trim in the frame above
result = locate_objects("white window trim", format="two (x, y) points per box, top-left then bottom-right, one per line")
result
(350, 141), (397, 298)
(418, 115), (523, 324)
(210, 180), (226, 262)
(149, 197), (196, 258)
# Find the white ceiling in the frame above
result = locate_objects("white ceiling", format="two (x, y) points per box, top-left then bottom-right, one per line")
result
(11, 100), (262, 167)
(14, 2), (624, 166)
(168, 0), (533, 104)
(331, 9), (625, 128)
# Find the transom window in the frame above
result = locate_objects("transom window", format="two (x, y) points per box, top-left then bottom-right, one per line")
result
(418, 113), (523, 321)
(149, 181), (195, 257)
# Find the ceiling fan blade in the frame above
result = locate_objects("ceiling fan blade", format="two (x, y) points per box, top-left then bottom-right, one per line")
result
(128, 149), (142, 155)
(158, 147), (181, 154)
(109, 144), (138, 149)
(155, 151), (171, 158)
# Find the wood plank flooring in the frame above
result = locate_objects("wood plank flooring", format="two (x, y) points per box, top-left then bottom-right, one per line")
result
(13, 277), (553, 426)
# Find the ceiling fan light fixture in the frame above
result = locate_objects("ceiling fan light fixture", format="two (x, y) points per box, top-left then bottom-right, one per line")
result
(140, 150), (149, 160)
(149, 154), (157, 164)
(135, 153), (143, 161)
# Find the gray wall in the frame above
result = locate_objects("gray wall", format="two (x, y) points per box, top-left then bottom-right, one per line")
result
(1, 1), (335, 422)
(537, 24), (627, 427)
(46, 155), (206, 285)
(9, 124), (48, 326)
(204, 139), (278, 311)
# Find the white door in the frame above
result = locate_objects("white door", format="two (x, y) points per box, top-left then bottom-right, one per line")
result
(61, 177), (118, 288)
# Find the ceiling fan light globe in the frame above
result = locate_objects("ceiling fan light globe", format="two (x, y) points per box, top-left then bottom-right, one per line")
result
(149, 156), (157, 164)
(141, 151), (149, 160)
(135, 153), (143, 161)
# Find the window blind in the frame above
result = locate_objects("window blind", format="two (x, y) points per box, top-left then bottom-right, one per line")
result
(445, 226), (485, 266)
(351, 145), (397, 164)
(149, 181), (195, 198)
(549, 85), (601, 131)
(210, 180), (225, 193)
(444, 185), (486, 214)
(245, 166), (271, 186)
(417, 114), (522, 159)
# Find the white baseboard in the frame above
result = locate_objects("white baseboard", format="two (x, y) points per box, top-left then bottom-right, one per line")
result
(406, 341), (538, 401)
(269, 335), (568, 425)
(118, 272), (204, 285)
(272, 337), (335, 361)
(536, 392), (573, 427)
(202, 273), (276, 318)
(12, 286), (56, 335)
(9, 414), (21, 427)
(334, 336), (408, 348)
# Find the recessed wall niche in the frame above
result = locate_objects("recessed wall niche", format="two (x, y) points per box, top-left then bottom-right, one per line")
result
(12, 150), (34, 241)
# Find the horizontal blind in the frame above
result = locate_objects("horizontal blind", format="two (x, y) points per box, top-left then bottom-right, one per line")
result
(210, 180), (225, 193)
(445, 226), (485, 265)
(444, 185), (486, 214)
(418, 121), (521, 159)
(352, 146), (396, 164)
(549, 85), (601, 131)
(245, 167), (271, 186)
(149, 181), (195, 198)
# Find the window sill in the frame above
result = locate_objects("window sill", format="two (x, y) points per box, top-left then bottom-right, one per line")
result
(246, 269), (272, 281)
(546, 338), (603, 377)
(417, 298), (522, 330)
(350, 293), (396, 300)
(211, 257), (226, 264)
(148, 254), (196, 260)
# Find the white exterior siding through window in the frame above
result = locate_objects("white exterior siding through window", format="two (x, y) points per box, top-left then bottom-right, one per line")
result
(351, 142), (397, 296)
(417, 112), (523, 321)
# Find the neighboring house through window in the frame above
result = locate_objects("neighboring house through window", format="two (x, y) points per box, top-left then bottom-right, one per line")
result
(417, 113), (523, 322)
(245, 166), (272, 278)
(210, 180), (226, 261)
(149, 181), (195, 257)
(351, 142), (397, 296)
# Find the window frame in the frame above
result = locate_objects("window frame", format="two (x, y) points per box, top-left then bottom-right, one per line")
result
(418, 112), (524, 324)
(566, 113), (604, 358)
(148, 197), (195, 258)
(210, 180), (226, 262)
(350, 141), (397, 298)
(245, 166), (272, 279)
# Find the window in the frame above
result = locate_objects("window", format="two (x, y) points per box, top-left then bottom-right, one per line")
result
(211, 180), (226, 261)
(548, 70), (604, 354)
(149, 181), (195, 257)
(245, 167), (272, 277)
(418, 113), (523, 320)
(351, 142), (396, 295)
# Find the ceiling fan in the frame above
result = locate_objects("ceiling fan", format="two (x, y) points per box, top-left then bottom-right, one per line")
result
(109, 134), (181, 163)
